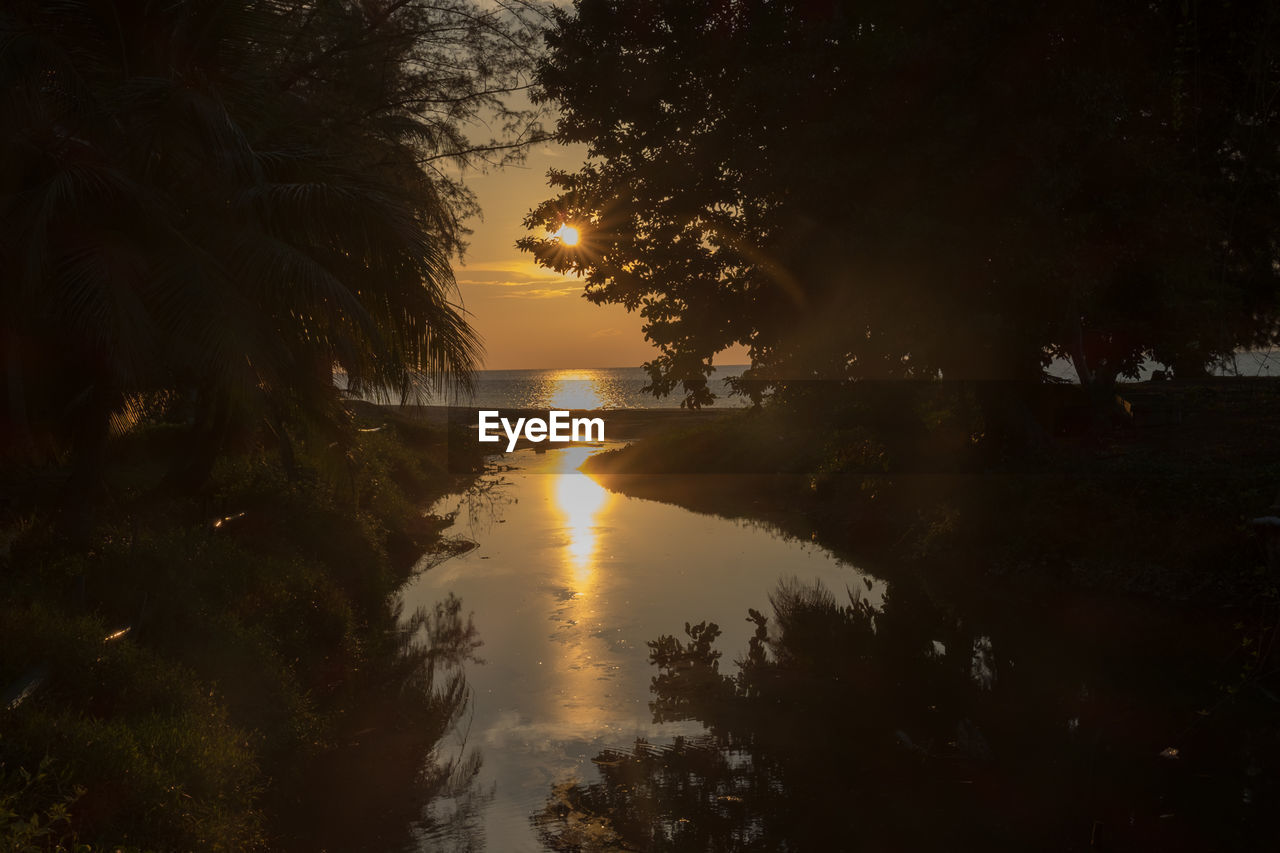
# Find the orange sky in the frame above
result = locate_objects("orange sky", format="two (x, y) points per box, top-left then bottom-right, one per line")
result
(453, 139), (748, 370)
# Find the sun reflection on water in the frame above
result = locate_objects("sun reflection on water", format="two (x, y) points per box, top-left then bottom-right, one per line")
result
(551, 456), (610, 587)
(546, 449), (616, 730)
(547, 369), (605, 410)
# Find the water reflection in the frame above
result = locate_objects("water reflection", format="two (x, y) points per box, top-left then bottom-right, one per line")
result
(550, 449), (618, 736)
(400, 447), (862, 851)
(535, 573), (1276, 851)
(283, 595), (486, 853)
(551, 454), (611, 582)
(548, 369), (605, 410)
(401, 450), (1277, 851)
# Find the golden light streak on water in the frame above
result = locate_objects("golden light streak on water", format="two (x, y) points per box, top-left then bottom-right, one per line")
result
(547, 369), (605, 410)
(546, 448), (616, 731)
(550, 449), (611, 587)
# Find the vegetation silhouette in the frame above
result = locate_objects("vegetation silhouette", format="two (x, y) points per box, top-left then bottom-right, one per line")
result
(1, 2), (541, 846)
(1, 0), (548, 528)
(521, 0), (1280, 429)
(4, 0), (1280, 849)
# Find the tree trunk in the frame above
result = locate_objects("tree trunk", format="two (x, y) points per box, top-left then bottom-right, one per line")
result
(1067, 318), (1127, 435)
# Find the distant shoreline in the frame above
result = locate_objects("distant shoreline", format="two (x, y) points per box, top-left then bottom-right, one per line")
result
(368, 403), (735, 443)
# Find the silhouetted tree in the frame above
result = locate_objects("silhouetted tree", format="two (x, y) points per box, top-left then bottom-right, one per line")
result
(1, 0), (548, 516)
(520, 0), (1280, 424)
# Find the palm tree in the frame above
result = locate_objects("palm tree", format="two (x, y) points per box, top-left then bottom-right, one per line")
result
(1, 0), (542, 514)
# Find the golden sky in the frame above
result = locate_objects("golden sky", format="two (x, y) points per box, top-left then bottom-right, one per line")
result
(450, 140), (646, 370)
(454, 139), (747, 370)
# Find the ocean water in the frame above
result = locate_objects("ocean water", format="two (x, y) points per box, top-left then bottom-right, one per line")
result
(455, 353), (1280, 409)
(343, 351), (1280, 411)
(346, 365), (753, 410)
(457, 366), (754, 410)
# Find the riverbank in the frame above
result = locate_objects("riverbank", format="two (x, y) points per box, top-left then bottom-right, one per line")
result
(582, 378), (1280, 603)
(396, 394), (1280, 851)
(0, 404), (486, 850)
(568, 379), (1280, 850)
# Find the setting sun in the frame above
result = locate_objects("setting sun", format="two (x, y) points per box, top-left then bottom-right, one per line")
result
(554, 224), (581, 246)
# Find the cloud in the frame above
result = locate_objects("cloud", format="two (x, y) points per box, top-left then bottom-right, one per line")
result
(480, 709), (673, 752)
(456, 271), (564, 287)
(456, 259), (567, 277)
(456, 259), (583, 298)
(496, 286), (580, 299)
(589, 328), (621, 338)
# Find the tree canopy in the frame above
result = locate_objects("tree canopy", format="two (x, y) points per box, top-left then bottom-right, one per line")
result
(520, 0), (1280, 408)
(1, 0), (548, 486)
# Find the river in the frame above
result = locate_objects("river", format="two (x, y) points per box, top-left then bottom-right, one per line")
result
(396, 444), (1270, 851)
(398, 445), (873, 849)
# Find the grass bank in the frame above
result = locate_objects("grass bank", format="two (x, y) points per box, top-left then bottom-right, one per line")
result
(0, 403), (484, 851)
(584, 378), (1280, 603)
(575, 379), (1280, 852)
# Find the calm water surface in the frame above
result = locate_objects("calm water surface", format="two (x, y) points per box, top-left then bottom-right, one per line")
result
(396, 445), (1273, 851)
(457, 367), (752, 410)
(342, 366), (753, 409)
(398, 446), (875, 850)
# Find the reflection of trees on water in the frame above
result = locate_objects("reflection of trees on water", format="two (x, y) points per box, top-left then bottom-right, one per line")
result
(414, 746), (494, 853)
(420, 467), (519, 571)
(286, 594), (491, 852)
(438, 466), (518, 535)
(400, 595), (495, 851)
(534, 578), (1270, 851)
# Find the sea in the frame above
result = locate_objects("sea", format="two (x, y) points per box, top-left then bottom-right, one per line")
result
(348, 365), (754, 410)
(343, 352), (1280, 411)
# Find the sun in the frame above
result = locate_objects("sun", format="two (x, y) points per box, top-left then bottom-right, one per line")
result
(553, 224), (581, 246)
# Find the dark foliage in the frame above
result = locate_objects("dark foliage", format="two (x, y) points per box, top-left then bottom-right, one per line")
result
(522, 0), (1280, 413)
(1, 0), (549, 502)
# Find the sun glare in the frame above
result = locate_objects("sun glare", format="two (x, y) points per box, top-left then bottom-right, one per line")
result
(550, 448), (612, 587)
(554, 224), (581, 246)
